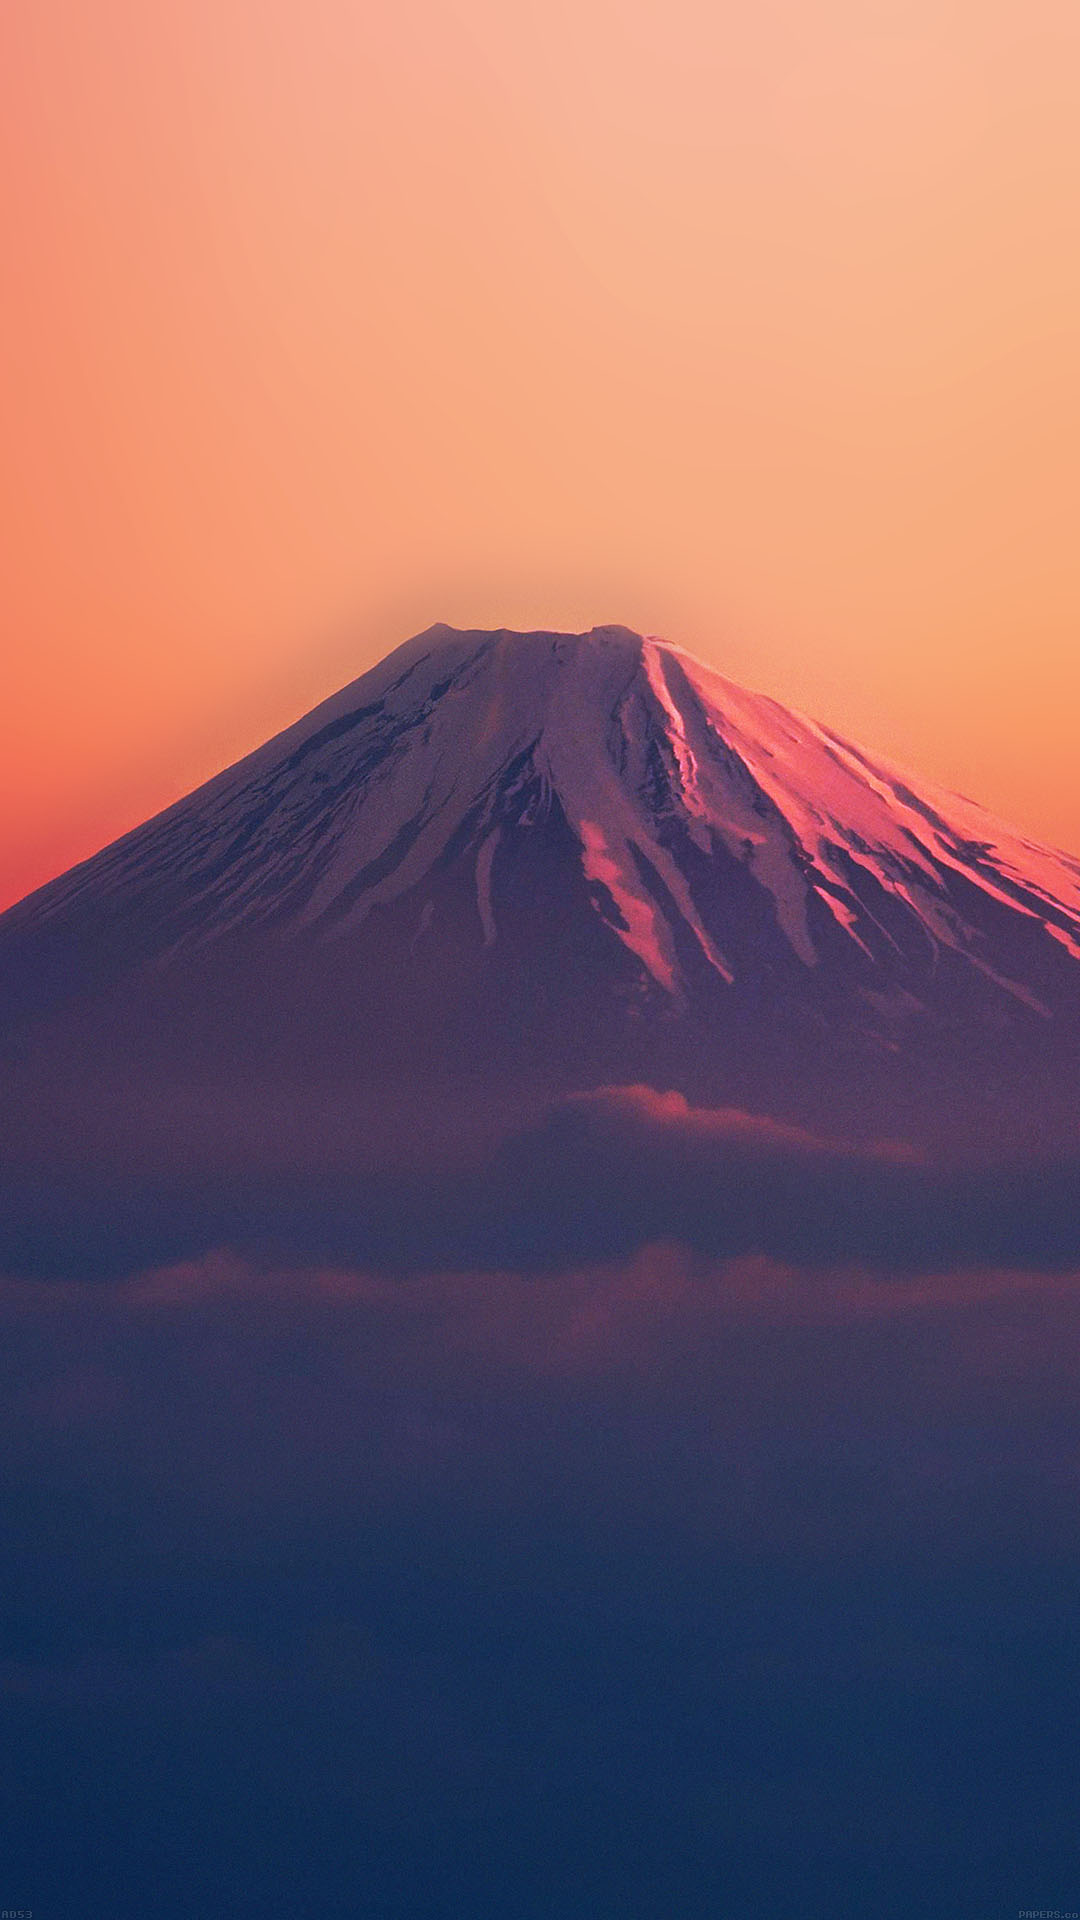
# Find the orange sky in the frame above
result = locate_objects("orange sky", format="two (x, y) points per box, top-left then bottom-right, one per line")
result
(3, 0), (1080, 909)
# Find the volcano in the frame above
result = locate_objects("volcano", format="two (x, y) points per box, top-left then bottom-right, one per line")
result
(4, 623), (1080, 1165)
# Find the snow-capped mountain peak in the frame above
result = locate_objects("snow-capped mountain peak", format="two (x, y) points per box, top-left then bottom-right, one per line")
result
(14, 622), (1080, 1015)
(7, 622), (1080, 1154)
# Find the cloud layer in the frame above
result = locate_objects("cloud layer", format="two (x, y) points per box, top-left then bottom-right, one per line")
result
(5, 1081), (1080, 1282)
(3, 1243), (1080, 1918)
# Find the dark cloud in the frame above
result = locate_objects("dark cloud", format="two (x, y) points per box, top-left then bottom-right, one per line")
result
(481, 1084), (1080, 1275)
(2, 1248), (1080, 1917)
(0, 1246), (1077, 1558)
(5, 1081), (1080, 1282)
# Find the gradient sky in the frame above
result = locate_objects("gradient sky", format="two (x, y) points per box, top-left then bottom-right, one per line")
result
(3, 0), (1080, 909)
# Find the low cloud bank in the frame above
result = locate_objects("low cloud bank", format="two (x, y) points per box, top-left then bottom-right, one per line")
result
(4, 1082), (1080, 1280)
(2, 1240), (1080, 1915)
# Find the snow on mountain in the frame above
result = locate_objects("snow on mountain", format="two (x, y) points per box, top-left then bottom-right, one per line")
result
(10, 622), (1080, 1016)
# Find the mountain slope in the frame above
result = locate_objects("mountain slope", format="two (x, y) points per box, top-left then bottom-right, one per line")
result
(4, 624), (1080, 1152)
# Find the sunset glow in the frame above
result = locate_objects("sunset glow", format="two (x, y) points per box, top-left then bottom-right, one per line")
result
(4, 0), (1080, 907)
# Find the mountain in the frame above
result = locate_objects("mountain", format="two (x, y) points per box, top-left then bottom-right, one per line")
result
(4, 623), (1080, 1163)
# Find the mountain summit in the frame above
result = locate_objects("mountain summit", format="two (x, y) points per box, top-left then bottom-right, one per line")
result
(4, 623), (1080, 1151)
